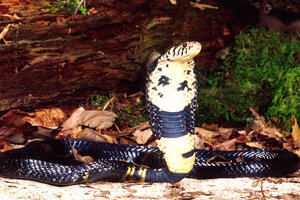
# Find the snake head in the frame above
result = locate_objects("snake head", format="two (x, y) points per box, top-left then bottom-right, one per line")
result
(159, 41), (201, 63)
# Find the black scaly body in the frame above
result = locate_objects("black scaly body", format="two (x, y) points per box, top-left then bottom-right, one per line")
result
(0, 42), (299, 186)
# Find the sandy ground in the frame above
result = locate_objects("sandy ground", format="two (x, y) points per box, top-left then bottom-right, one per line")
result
(0, 170), (299, 200)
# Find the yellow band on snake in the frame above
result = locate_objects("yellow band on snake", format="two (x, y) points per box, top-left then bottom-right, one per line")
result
(157, 134), (195, 174)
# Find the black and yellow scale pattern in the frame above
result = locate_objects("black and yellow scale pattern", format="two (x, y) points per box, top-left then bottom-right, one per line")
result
(0, 42), (299, 186)
(145, 41), (201, 178)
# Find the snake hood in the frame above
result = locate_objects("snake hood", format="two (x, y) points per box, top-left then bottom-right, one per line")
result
(147, 41), (201, 112)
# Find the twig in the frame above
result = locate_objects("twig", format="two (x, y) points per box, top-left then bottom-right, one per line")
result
(0, 14), (21, 20)
(190, 2), (219, 10)
(0, 24), (11, 42)
(73, 0), (85, 16)
(114, 123), (121, 133)
(102, 96), (117, 111)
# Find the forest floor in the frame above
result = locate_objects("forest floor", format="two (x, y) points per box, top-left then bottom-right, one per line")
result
(0, 170), (299, 200)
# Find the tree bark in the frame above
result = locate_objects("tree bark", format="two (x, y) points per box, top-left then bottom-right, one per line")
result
(0, 0), (252, 113)
(0, 0), (154, 112)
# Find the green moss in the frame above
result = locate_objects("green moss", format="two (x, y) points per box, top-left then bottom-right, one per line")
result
(46, 0), (87, 16)
(91, 93), (148, 127)
(197, 28), (300, 130)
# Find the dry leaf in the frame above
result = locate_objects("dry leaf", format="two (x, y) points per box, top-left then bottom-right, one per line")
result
(0, 110), (33, 139)
(23, 108), (67, 129)
(119, 137), (136, 145)
(274, 131), (284, 138)
(70, 143), (94, 164)
(77, 128), (116, 144)
(116, 121), (150, 137)
(218, 128), (234, 140)
(238, 130), (247, 135)
(1, 143), (14, 152)
(169, 0), (176, 5)
(245, 142), (263, 149)
(88, 7), (98, 15)
(1, 109), (28, 128)
(70, 126), (83, 138)
(62, 107), (85, 131)
(294, 150), (300, 158)
(213, 135), (249, 151)
(260, 127), (281, 139)
(202, 123), (219, 131)
(195, 127), (219, 140)
(62, 107), (117, 131)
(0, 127), (18, 139)
(195, 135), (206, 149)
(133, 128), (153, 144)
(81, 110), (117, 130)
(283, 142), (292, 151)
(291, 115), (300, 145)
(7, 133), (25, 144)
(207, 155), (230, 163)
(213, 138), (238, 151)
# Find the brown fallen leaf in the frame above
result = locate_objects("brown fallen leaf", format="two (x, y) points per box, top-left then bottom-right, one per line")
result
(0, 110), (33, 139)
(213, 138), (238, 151)
(207, 155), (230, 163)
(109, 121), (150, 137)
(195, 135), (207, 150)
(119, 137), (137, 145)
(23, 108), (68, 129)
(218, 127), (234, 140)
(0, 127), (19, 140)
(169, 0), (176, 5)
(62, 107), (117, 131)
(61, 107), (85, 131)
(0, 143), (14, 152)
(69, 142), (94, 164)
(295, 150), (300, 158)
(245, 142), (263, 149)
(81, 110), (117, 130)
(1, 109), (28, 128)
(282, 142), (293, 151)
(260, 127), (282, 140)
(291, 115), (300, 145)
(202, 123), (219, 131)
(77, 128), (116, 144)
(213, 135), (249, 151)
(195, 127), (219, 141)
(132, 128), (153, 144)
(235, 155), (245, 162)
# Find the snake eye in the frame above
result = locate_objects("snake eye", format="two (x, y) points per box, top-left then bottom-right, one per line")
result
(182, 43), (187, 48)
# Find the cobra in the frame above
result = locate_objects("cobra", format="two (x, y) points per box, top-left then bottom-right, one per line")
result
(0, 42), (298, 186)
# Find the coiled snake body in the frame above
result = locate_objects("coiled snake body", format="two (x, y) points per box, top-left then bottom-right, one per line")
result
(0, 42), (299, 186)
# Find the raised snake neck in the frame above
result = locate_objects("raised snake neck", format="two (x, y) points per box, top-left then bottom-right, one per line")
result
(145, 41), (201, 175)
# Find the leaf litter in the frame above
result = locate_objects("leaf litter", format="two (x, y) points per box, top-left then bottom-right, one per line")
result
(0, 95), (299, 168)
